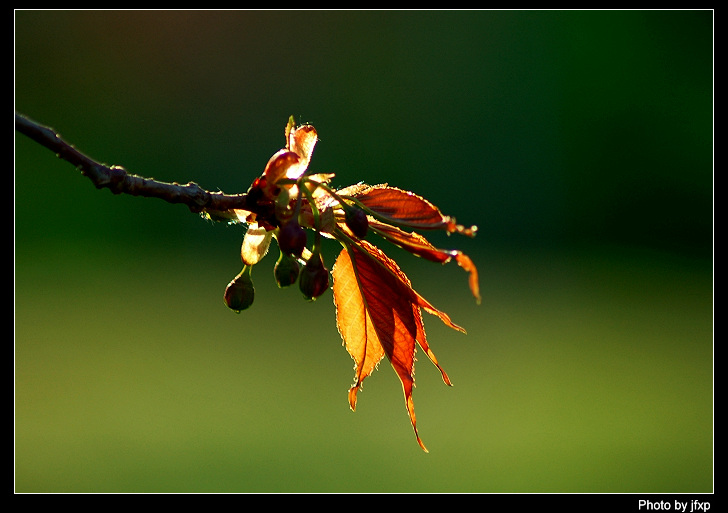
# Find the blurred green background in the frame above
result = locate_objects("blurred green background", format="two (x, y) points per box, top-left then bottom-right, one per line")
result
(15, 10), (712, 492)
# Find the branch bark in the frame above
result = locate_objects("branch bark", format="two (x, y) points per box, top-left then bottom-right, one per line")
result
(14, 112), (253, 216)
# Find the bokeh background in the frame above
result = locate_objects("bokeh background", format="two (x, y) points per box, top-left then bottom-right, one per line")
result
(15, 10), (713, 492)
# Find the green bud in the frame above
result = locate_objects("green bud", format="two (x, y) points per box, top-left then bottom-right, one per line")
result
(223, 266), (254, 312)
(274, 251), (301, 288)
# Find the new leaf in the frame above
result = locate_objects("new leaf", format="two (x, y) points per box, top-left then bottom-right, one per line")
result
(332, 239), (464, 452)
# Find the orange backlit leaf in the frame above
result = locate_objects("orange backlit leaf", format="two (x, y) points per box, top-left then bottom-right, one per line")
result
(286, 123), (317, 170)
(332, 239), (464, 452)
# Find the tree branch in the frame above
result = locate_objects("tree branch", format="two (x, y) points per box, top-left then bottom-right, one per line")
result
(15, 112), (253, 216)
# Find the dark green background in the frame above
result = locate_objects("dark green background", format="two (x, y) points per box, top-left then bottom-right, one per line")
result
(15, 10), (713, 492)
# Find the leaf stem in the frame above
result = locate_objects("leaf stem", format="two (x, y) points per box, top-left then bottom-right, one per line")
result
(298, 177), (324, 258)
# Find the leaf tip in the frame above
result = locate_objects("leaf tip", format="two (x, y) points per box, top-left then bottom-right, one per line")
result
(407, 396), (429, 453)
(454, 252), (481, 304)
(348, 385), (359, 412)
(444, 217), (478, 238)
(442, 371), (454, 387)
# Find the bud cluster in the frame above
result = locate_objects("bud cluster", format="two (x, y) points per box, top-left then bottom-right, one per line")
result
(221, 118), (379, 313)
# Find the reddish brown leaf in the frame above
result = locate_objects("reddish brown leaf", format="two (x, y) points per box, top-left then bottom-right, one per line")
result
(368, 220), (452, 263)
(332, 239), (463, 452)
(367, 219), (482, 303)
(350, 185), (476, 236)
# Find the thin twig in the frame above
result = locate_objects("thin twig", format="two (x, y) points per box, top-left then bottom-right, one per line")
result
(14, 112), (252, 216)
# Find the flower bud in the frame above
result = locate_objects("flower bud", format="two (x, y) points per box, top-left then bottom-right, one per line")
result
(344, 205), (369, 238)
(277, 219), (307, 257)
(223, 266), (254, 312)
(299, 253), (330, 301)
(274, 251), (301, 288)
